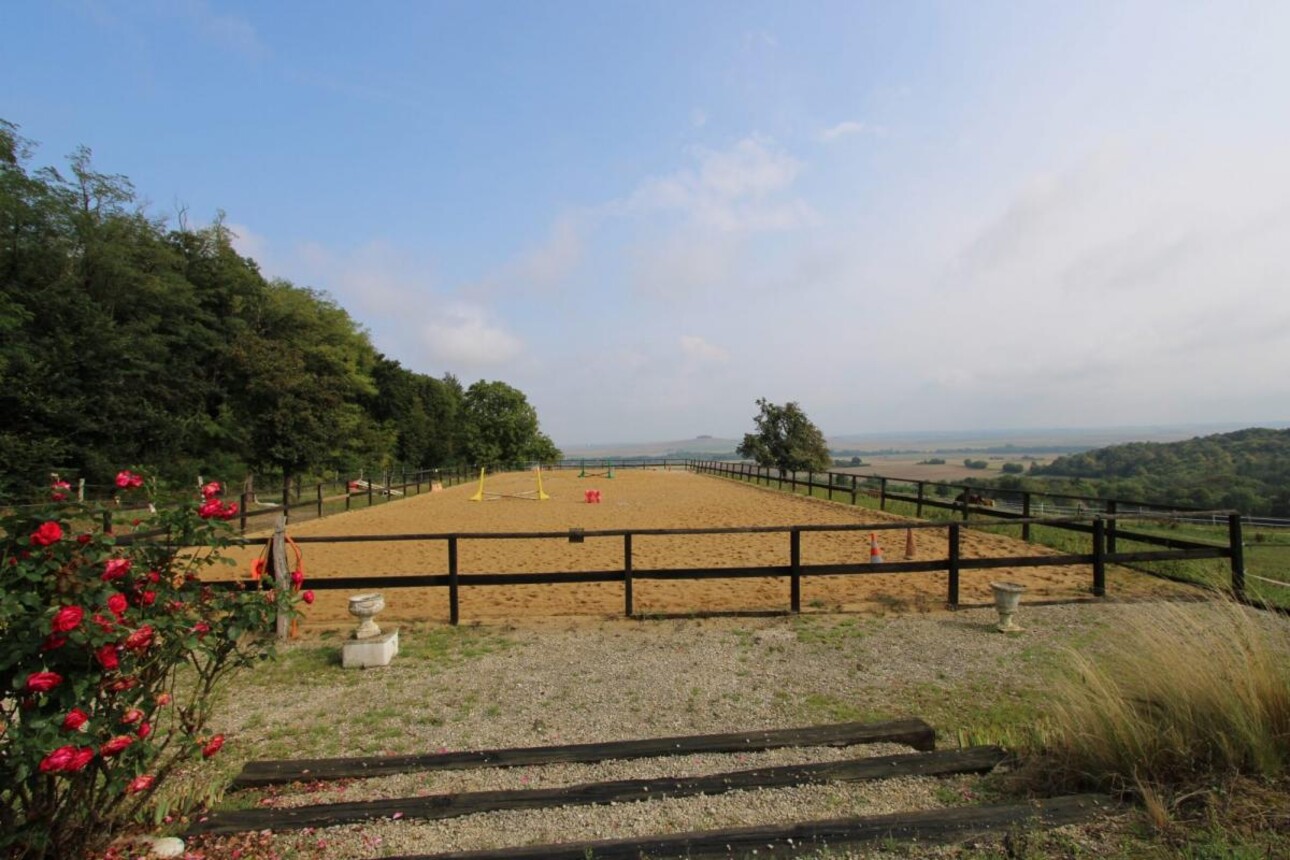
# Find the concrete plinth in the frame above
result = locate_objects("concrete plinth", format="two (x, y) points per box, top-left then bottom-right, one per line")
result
(342, 629), (399, 669)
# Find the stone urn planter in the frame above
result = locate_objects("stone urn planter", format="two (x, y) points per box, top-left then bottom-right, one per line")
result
(990, 582), (1026, 633)
(348, 593), (385, 639)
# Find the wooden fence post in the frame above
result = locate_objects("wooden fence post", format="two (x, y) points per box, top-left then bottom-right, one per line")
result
(281, 474), (291, 523)
(624, 533), (634, 617)
(880, 477), (888, 511)
(239, 491), (248, 534)
(790, 528), (801, 613)
(448, 536), (459, 626)
(316, 483), (323, 520)
(271, 516), (291, 640)
(102, 510), (113, 535)
(916, 482), (924, 517)
(1229, 513), (1246, 601)
(367, 476), (373, 508)
(947, 524), (960, 608)
(960, 486), (970, 521)
(1021, 492), (1031, 542)
(850, 475), (857, 507)
(1092, 518), (1106, 597)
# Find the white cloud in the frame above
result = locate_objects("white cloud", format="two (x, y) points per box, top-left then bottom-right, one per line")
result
(422, 304), (523, 368)
(818, 121), (866, 142)
(511, 215), (583, 288)
(679, 335), (729, 363)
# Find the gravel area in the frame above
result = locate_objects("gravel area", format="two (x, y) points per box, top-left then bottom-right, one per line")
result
(172, 601), (1184, 858)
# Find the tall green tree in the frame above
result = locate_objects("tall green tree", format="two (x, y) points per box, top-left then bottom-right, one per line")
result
(459, 380), (561, 468)
(737, 398), (832, 476)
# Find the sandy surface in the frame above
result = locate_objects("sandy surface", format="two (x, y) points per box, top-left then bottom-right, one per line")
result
(224, 468), (1190, 628)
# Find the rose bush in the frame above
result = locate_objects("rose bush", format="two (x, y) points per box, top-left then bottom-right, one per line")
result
(1, 472), (299, 859)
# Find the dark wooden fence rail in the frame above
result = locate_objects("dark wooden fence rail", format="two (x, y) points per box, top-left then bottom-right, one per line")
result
(688, 459), (1245, 599)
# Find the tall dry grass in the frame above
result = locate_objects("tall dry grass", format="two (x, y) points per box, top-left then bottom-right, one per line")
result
(1037, 599), (1290, 794)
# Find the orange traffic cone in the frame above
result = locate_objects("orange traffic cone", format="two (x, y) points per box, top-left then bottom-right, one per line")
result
(904, 528), (915, 559)
(869, 533), (884, 564)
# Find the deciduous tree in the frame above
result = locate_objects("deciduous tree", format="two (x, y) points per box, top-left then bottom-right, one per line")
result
(736, 398), (831, 476)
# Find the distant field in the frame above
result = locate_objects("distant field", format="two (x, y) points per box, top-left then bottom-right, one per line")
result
(834, 454), (1056, 483)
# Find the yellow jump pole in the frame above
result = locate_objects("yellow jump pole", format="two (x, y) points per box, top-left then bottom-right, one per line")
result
(469, 467), (486, 502)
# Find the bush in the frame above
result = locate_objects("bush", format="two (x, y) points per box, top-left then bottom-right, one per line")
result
(1001, 462), (1025, 474)
(1035, 600), (1290, 798)
(0, 472), (302, 858)
(964, 459), (989, 470)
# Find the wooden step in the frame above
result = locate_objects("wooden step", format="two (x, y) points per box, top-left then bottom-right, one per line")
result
(230, 718), (935, 788)
(381, 794), (1111, 860)
(190, 746), (1003, 836)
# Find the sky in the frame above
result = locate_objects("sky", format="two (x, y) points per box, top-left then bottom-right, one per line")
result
(4, 1), (1290, 446)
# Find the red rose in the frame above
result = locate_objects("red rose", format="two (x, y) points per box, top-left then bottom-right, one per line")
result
(121, 708), (144, 725)
(67, 747), (95, 770)
(100, 735), (134, 756)
(107, 593), (128, 617)
(136, 721), (152, 739)
(114, 470), (143, 489)
(39, 745), (76, 773)
(51, 492), (67, 502)
(102, 558), (131, 582)
(95, 645), (120, 671)
(62, 708), (90, 731)
(201, 481), (221, 500)
(201, 735), (225, 758)
(139, 590), (157, 607)
(192, 621), (211, 639)
(77, 533), (93, 545)
(51, 605), (85, 633)
(147, 570), (160, 583)
(29, 521), (63, 547)
(52, 479), (71, 491)
(125, 774), (155, 794)
(124, 626), (154, 652)
(92, 613), (116, 633)
(41, 634), (68, 651)
(219, 502), (239, 520)
(197, 499), (222, 519)
(155, 692), (172, 706)
(302, 590), (315, 605)
(25, 671), (62, 693)
(105, 676), (138, 693)
(290, 569), (304, 587)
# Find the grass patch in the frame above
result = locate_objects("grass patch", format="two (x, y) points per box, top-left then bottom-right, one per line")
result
(1032, 599), (1290, 801)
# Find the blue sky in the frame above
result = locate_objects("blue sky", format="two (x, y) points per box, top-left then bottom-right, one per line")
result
(5, 1), (1290, 445)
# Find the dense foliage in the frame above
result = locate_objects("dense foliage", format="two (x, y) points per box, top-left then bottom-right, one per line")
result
(1029, 427), (1290, 515)
(0, 121), (558, 498)
(737, 398), (832, 476)
(1, 472), (299, 858)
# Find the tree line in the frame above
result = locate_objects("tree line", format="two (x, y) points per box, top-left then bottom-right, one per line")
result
(1019, 427), (1290, 515)
(0, 121), (559, 499)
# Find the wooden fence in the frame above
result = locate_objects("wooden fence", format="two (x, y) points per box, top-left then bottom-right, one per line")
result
(172, 458), (1245, 628)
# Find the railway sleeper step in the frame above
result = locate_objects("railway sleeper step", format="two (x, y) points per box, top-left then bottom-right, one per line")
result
(231, 717), (936, 789)
(190, 745), (1006, 836)
(378, 793), (1111, 860)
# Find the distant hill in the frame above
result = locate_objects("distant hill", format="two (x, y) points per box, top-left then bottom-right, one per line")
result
(1030, 427), (1290, 515)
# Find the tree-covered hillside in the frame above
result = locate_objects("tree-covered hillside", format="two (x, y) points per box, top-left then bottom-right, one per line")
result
(0, 121), (558, 498)
(1029, 427), (1290, 515)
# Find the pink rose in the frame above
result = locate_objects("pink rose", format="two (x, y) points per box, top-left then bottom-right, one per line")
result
(121, 708), (144, 726)
(29, 521), (63, 547)
(155, 692), (172, 706)
(192, 621), (211, 639)
(102, 558), (131, 582)
(25, 671), (62, 693)
(201, 481), (222, 500)
(62, 708), (90, 732)
(201, 735), (225, 758)
(125, 774), (155, 794)
(136, 721), (152, 740)
(105, 676), (138, 693)
(100, 735), (134, 757)
(67, 747), (95, 770)
(51, 605), (84, 633)
(114, 470), (143, 489)
(302, 590), (315, 605)
(95, 645), (120, 671)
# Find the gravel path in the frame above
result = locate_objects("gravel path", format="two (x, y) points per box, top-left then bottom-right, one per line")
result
(179, 601), (1167, 858)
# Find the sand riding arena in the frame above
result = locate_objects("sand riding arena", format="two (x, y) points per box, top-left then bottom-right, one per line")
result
(224, 468), (1191, 629)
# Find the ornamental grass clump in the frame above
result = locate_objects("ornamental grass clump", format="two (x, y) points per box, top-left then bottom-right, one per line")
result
(0, 472), (300, 859)
(1037, 599), (1290, 798)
